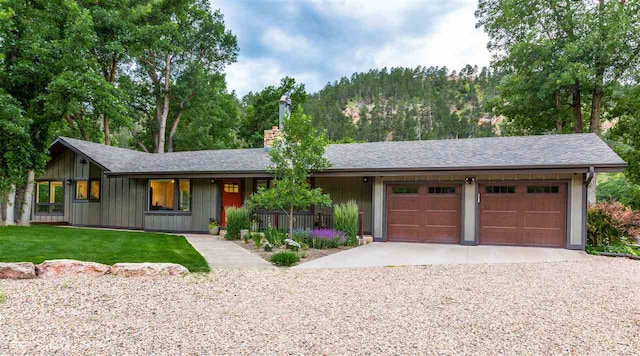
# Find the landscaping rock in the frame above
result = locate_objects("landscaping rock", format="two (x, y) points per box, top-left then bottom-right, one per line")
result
(109, 263), (189, 277)
(0, 262), (36, 279)
(36, 260), (110, 278)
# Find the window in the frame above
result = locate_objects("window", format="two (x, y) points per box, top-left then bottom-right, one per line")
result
(392, 186), (419, 194)
(75, 180), (88, 200)
(428, 186), (456, 194)
(485, 186), (515, 194)
(255, 179), (270, 191)
(527, 186), (559, 194)
(89, 180), (101, 201)
(35, 181), (64, 214)
(75, 179), (100, 202)
(148, 179), (191, 212)
(224, 182), (239, 193)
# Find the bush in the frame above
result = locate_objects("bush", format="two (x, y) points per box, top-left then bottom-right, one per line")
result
(252, 232), (262, 249)
(292, 228), (311, 245)
(264, 225), (287, 246)
(270, 251), (300, 266)
(225, 207), (249, 240)
(587, 201), (640, 248)
(309, 228), (346, 249)
(597, 173), (640, 210)
(334, 200), (359, 246)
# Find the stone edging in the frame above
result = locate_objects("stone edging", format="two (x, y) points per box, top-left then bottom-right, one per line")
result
(0, 260), (190, 280)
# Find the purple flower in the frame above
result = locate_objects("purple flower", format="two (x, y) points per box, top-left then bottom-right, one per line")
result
(310, 228), (346, 241)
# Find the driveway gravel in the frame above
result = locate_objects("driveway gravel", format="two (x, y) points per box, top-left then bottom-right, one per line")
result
(1, 257), (638, 354)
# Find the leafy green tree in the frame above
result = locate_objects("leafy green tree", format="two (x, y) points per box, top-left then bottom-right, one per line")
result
(133, 0), (238, 153)
(476, 0), (640, 135)
(240, 77), (307, 147)
(0, 0), (93, 224)
(246, 108), (332, 238)
(596, 173), (640, 210)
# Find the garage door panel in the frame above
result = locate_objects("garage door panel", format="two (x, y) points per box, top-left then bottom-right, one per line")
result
(523, 229), (563, 247)
(388, 212), (422, 226)
(422, 227), (460, 243)
(480, 211), (518, 228)
(481, 227), (520, 245)
(523, 212), (564, 229)
(424, 212), (459, 227)
(424, 198), (459, 211)
(388, 198), (420, 211)
(482, 198), (518, 212)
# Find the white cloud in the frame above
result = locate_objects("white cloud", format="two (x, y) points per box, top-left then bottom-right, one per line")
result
(309, 0), (434, 27)
(364, 2), (490, 71)
(225, 57), (323, 96)
(260, 27), (320, 58)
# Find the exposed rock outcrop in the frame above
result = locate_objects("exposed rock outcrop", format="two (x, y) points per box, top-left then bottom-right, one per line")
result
(0, 262), (36, 279)
(109, 263), (189, 277)
(35, 259), (110, 278)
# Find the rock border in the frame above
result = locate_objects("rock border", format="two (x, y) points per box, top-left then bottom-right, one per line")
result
(0, 260), (190, 280)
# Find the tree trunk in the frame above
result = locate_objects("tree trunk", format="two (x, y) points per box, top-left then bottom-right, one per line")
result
(571, 81), (583, 133)
(4, 184), (16, 225)
(289, 206), (294, 238)
(554, 91), (563, 133)
(104, 115), (111, 145)
(590, 87), (603, 135)
(167, 110), (184, 153)
(155, 55), (172, 154)
(18, 170), (35, 226)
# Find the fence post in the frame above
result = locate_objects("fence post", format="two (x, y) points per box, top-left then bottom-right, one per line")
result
(274, 211), (279, 229)
(358, 211), (364, 239)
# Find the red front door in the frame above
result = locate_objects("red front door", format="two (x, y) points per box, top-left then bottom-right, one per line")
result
(221, 179), (242, 226)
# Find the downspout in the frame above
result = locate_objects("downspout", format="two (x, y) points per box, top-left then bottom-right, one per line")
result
(585, 166), (595, 187)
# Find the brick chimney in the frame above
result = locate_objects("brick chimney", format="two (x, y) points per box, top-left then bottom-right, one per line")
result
(263, 125), (282, 151)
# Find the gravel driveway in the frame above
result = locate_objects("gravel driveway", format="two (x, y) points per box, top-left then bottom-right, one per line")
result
(1, 257), (638, 354)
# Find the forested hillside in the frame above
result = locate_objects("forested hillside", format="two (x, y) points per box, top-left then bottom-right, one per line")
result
(303, 65), (501, 142)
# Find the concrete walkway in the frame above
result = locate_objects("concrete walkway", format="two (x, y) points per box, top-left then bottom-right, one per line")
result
(294, 242), (591, 269)
(184, 234), (273, 269)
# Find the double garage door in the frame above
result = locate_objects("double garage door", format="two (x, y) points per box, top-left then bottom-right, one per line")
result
(386, 182), (567, 247)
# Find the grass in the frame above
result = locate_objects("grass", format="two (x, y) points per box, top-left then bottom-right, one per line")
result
(0, 226), (210, 272)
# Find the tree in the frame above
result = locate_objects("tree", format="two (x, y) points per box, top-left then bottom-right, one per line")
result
(1, 0), (93, 225)
(246, 108), (332, 238)
(133, 0), (238, 153)
(476, 0), (640, 135)
(240, 77), (307, 147)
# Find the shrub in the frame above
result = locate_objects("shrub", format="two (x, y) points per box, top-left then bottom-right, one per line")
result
(264, 225), (287, 246)
(597, 173), (640, 210)
(270, 251), (300, 266)
(587, 201), (640, 248)
(292, 228), (312, 245)
(225, 207), (250, 240)
(252, 232), (262, 249)
(284, 238), (301, 251)
(309, 228), (346, 249)
(334, 200), (359, 246)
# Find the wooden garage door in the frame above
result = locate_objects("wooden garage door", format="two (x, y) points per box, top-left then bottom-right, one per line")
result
(479, 183), (567, 248)
(386, 184), (461, 243)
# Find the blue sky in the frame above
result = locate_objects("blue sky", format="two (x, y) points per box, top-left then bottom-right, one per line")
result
(214, 0), (491, 96)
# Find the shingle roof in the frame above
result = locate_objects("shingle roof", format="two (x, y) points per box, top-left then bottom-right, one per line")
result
(53, 133), (626, 176)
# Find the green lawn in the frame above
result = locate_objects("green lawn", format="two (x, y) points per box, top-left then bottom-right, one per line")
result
(0, 226), (210, 272)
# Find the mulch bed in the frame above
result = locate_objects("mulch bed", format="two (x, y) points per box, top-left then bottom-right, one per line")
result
(231, 240), (352, 265)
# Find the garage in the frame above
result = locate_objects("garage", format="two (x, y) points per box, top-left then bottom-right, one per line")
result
(478, 182), (567, 248)
(386, 184), (461, 243)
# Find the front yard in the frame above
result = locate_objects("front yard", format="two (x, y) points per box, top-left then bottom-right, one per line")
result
(0, 226), (209, 272)
(0, 258), (638, 354)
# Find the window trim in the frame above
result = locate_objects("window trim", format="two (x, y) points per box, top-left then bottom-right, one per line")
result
(147, 178), (192, 213)
(34, 180), (65, 216)
(485, 186), (516, 194)
(392, 186), (419, 194)
(428, 186), (456, 194)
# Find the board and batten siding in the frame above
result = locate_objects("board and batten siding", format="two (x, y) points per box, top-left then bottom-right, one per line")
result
(99, 175), (146, 229)
(31, 150), (74, 223)
(144, 179), (218, 233)
(71, 154), (103, 226)
(315, 177), (373, 234)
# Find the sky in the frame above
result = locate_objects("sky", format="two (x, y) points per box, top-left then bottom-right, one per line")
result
(214, 0), (491, 96)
